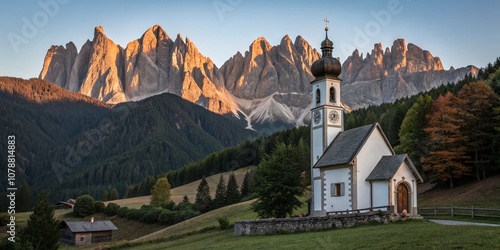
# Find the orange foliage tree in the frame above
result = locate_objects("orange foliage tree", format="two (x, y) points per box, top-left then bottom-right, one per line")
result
(422, 92), (470, 188)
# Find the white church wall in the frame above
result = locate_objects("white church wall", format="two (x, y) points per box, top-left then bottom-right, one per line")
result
(372, 181), (389, 209)
(323, 167), (351, 212)
(313, 179), (322, 211)
(356, 128), (393, 209)
(312, 81), (327, 107)
(311, 127), (324, 168)
(327, 126), (341, 145)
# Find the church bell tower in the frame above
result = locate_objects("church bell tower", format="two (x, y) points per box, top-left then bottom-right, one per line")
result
(310, 19), (344, 215)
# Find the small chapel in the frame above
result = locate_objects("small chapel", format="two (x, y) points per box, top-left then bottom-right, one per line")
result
(309, 22), (423, 217)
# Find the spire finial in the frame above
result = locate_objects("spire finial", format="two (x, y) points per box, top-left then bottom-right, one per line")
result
(324, 18), (329, 31)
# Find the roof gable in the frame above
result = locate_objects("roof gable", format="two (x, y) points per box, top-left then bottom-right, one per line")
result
(61, 220), (118, 233)
(366, 154), (424, 182)
(314, 123), (379, 168)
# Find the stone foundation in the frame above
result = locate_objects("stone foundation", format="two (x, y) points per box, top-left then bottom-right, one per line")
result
(234, 212), (400, 236)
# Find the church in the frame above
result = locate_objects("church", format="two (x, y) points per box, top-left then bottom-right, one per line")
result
(309, 23), (423, 217)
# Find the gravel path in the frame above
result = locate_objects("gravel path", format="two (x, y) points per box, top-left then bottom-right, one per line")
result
(429, 219), (500, 227)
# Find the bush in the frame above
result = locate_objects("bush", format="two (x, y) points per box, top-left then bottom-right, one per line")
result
(104, 203), (120, 216)
(141, 209), (161, 224)
(74, 195), (95, 217)
(162, 200), (176, 210)
(117, 206), (130, 217)
(175, 209), (200, 223)
(127, 208), (143, 220)
(158, 209), (178, 225)
(217, 216), (231, 230)
(94, 201), (105, 213)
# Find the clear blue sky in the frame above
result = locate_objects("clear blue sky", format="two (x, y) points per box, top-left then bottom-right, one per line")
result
(1, 0), (499, 79)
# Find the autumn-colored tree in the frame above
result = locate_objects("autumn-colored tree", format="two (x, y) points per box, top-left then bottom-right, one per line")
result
(422, 92), (470, 188)
(456, 82), (498, 180)
(395, 95), (433, 175)
(150, 177), (171, 208)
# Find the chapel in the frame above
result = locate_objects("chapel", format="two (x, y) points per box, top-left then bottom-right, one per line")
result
(309, 22), (423, 217)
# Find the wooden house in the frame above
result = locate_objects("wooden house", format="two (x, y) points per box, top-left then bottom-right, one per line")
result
(59, 220), (118, 246)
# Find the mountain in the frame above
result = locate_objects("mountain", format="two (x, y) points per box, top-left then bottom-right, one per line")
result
(39, 25), (477, 130)
(0, 77), (254, 204)
(40, 25), (237, 114)
(340, 39), (478, 109)
(221, 35), (320, 129)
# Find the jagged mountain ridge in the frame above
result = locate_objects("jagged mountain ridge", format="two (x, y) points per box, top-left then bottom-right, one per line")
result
(340, 39), (478, 108)
(39, 25), (477, 129)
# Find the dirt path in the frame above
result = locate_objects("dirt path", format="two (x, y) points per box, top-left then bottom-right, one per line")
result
(429, 219), (500, 227)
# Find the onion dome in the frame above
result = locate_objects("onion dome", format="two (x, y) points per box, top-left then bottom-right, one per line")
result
(311, 26), (342, 80)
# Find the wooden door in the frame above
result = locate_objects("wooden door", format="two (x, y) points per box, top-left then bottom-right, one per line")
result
(397, 184), (409, 213)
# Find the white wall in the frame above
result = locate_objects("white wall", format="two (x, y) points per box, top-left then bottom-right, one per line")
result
(323, 167), (351, 212)
(356, 127), (393, 209)
(372, 181), (389, 209)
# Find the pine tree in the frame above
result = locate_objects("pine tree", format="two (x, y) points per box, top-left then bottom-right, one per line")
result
(103, 190), (109, 201)
(422, 92), (470, 188)
(456, 82), (499, 179)
(23, 193), (59, 250)
(213, 175), (226, 209)
(109, 188), (120, 200)
(150, 177), (172, 208)
(225, 173), (240, 205)
(17, 182), (33, 212)
(252, 143), (307, 218)
(194, 177), (212, 213)
(240, 171), (250, 199)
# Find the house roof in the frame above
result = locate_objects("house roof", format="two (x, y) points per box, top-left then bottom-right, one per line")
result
(366, 154), (424, 182)
(61, 220), (118, 233)
(314, 123), (378, 168)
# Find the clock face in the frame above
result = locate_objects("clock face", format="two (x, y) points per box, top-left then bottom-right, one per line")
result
(329, 110), (340, 124)
(313, 111), (321, 125)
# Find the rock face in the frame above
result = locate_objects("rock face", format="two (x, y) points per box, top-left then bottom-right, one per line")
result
(40, 27), (477, 130)
(221, 35), (320, 127)
(339, 39), (478, 109)
(40, 25), (236, 114)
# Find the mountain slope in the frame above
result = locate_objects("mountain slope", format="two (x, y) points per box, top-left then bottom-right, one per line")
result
(0, 77), (254, 204)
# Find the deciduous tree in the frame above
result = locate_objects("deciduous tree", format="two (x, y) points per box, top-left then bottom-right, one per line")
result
(74, 195), (95, 217)
(422, 92), (470, 188)
(150, 177), (172, 208)
(252, 143), (306, 218)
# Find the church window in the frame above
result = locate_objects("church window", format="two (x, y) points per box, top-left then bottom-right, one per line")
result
(316, 89), (321, 105)
(331, 182), (345, 197)
(330, 87), (335, 103)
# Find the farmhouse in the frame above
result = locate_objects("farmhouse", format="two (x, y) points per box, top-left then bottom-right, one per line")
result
(309, 22), (423, 217)
(59, 219), (118, 246)
(54, 199), (76, 210)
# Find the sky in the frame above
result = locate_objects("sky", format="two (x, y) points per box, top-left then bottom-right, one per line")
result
(1, 0), (499, 79)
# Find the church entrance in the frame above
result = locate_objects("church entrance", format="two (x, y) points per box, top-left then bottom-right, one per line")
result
(396, 184), (409, 213)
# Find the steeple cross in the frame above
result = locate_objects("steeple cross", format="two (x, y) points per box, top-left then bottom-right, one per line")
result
(324, 18), (329, 29)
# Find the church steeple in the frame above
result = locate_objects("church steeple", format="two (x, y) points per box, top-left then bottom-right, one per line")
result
(311, 19), (342, 81)
(310, 19), (344, 216)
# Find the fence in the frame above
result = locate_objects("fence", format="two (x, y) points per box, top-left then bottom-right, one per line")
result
(419, 206), (500, 219)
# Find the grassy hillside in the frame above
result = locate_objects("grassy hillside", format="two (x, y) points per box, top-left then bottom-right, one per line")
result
(108, 166), (255, 209)
(418, 175), (500, 208)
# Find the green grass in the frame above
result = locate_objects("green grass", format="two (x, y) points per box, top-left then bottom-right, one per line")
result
(119, 220), (500, 250)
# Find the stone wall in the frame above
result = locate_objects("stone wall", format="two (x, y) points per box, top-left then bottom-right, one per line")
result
(234, 212), (400, 236)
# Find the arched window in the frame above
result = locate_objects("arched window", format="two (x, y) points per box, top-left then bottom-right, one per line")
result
(316, 89), (321, 105)
(330, 87), (335, 103)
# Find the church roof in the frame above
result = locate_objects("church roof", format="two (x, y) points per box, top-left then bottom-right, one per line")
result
(314, 123), (377, 168)
(366, 154), (424, 182)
